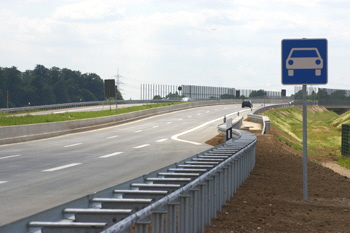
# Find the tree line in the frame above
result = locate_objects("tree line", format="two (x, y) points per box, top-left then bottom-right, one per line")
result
(0, 65), (110, 108)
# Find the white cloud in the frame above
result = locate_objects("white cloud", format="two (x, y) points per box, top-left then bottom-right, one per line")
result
(1, 0), (350, 99)
(53, 0), (125, 20)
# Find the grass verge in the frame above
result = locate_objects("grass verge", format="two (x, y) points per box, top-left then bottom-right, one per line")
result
(263, 105), (350, 168)
(0, 102), (183, 126)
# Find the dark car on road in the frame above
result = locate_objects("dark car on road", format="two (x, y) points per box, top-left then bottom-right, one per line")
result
(242, 100), (252, 108)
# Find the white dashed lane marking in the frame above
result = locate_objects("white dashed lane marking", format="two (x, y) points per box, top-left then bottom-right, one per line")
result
(99, 152), (123, 158)
(0, 181), (8, 184)
(64, 143), (82, 148)
(134, 144), (150, 149)
(107, 135), (118, 139)
(156, 139), (167, 142)
(42, 163), (82, 172)
(0, 155), (21, 160)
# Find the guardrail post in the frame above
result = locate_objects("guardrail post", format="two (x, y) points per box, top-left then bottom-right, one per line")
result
(206, 177), (214, 224)
(238, 154), (243, 187)
(228, 161), (234, 198)
(213, 173), (219, 214)
(166, 202), (178, 233)
(223, 166), (229, 202)
(190, 188), (199, 233)
(233, 157), (239, 192)
(152, 210), (166, 233)
(135, 221), (150, 233)
(179, 194), (191, 233)
(199, 183), (206, 232)
(218, 170), (224, 210)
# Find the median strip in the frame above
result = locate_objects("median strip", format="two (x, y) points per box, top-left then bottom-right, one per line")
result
(42, 163), (82, 172)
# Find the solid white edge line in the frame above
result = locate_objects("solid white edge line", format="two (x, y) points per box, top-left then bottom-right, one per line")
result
(42, 163), (82, 172)
(171, 111), (241, 145)
(0, 154), (21, 160)
(99, 152), (123, 158)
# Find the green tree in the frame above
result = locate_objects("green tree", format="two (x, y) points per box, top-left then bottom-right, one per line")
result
(166, 92), (181, 99)
(294, 90), (303, 100)
(53, 80), (70, 103)
(249, 89), (267, 98)
(3, 67), (22, 107)
(220, 94), (235, 99)
(81, 73), (104, 100)
(153, 95), (162, 100)
(116, 89), (124, 100)
(0, 65), (106, 107)
(80, 89), (97, 101)
(0, 89), (5, 108)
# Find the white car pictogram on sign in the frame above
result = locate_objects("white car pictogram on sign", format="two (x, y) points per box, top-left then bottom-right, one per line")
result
(286, 48), (323, 77)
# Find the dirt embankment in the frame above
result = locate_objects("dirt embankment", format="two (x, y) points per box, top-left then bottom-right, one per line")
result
(204, 126), (350, 233)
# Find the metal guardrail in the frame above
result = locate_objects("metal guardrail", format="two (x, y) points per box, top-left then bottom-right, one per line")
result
(247, 114), (270, 135)
(0, 98), (292, 114)
(252, 103), (292, 115)
(0, 100), (178, 114)
(217, 116), (243, 135)
(1, 130), (256, 233)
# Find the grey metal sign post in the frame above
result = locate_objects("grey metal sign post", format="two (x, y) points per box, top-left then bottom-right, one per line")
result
(282, 38), (327, 201)
(302, 84), (308, 201)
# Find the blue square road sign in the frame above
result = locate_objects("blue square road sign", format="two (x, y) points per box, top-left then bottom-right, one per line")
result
(282, 39), (327, 85)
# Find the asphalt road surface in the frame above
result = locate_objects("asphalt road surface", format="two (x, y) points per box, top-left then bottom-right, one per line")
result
(0, 104), (255, 226)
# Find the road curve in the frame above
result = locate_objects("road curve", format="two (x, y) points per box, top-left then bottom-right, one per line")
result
(0, 104), (254, 226)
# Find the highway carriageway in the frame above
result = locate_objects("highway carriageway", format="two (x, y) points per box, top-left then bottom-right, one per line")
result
(0, 102), (273, 232)
(1, 129), (256, 233)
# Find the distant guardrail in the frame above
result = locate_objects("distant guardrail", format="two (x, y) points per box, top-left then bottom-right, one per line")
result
(0, 98), (292, 114)
(247, 114), (270, 134)
(0, 100), (176, 114)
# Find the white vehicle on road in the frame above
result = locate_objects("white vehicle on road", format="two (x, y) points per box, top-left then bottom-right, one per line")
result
(286, 47), (323, 76)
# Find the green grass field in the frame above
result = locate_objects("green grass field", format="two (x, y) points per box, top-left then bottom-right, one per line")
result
(0, 102), (183, 126)
(264, 105), (350, 168)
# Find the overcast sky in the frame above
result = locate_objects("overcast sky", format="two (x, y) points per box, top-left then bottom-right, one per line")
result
(1, 0), (350, 99)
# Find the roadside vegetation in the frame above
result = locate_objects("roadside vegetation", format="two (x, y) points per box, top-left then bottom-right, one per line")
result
(0, 102), (183, 126)
(263, 105), (350, 168)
